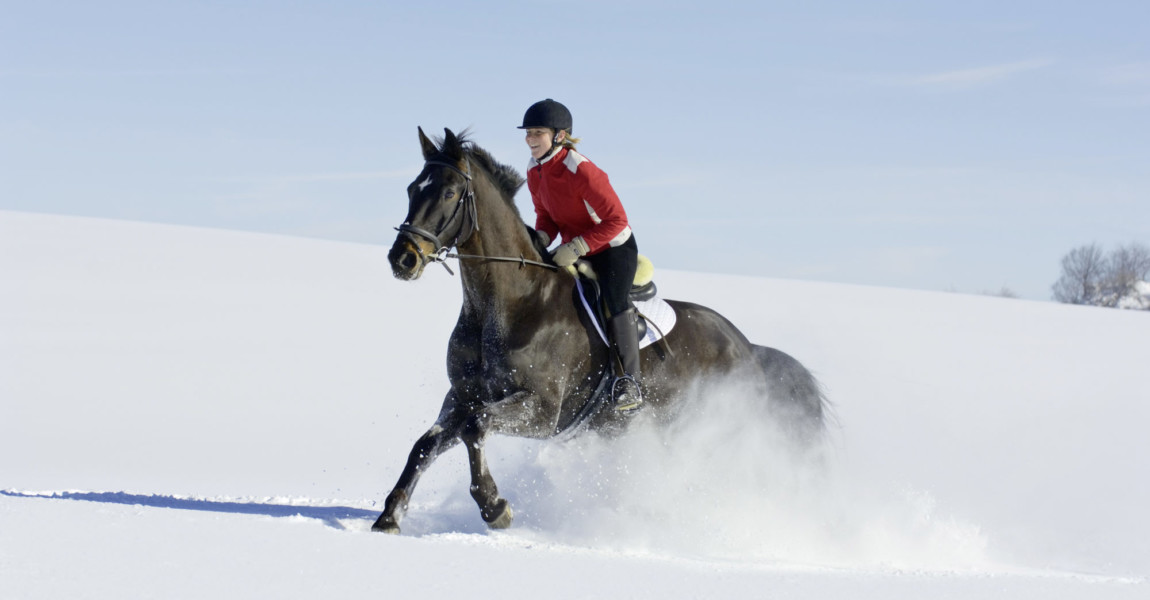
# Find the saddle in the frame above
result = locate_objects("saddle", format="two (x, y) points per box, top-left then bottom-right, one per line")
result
(568, 251), (657, 335)
(569, 255), (676, 350)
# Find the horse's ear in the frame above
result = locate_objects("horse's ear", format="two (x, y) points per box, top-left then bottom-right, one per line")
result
(418, 126), (438, 160)
(442, 128), (463, 160)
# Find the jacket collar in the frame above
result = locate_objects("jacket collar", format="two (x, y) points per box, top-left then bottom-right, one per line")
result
(531, 146), (568, 168)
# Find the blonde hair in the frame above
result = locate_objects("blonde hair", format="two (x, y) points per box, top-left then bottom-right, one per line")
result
(557, 130), (581, 149)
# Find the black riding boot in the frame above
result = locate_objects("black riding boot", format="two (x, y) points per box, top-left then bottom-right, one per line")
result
(608, 307), (643, 412)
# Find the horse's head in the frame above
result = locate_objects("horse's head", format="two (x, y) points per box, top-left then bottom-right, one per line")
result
(389, 127), (477, 281)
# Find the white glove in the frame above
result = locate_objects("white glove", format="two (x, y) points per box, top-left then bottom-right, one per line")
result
(551, 237), (589, 267)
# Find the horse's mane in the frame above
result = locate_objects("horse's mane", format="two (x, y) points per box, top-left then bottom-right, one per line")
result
(431, 129), (526, 216)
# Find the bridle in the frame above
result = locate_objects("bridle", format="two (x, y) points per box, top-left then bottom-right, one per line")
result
(394, 159), (479, 274)
(395, 158), (557, 275)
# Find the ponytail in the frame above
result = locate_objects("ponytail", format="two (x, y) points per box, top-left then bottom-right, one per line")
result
(557, 131), (581, 150)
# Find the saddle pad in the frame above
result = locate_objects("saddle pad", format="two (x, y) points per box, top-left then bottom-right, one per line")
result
(635, 295), (677, 349)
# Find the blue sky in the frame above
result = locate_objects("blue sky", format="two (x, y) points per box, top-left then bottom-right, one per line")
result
(3, 1), (1148, 300)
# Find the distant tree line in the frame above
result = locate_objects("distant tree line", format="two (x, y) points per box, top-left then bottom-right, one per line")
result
(1052, 242), (1150, 309)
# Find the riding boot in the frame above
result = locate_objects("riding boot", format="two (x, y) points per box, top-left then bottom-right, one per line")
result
(608, 307), (643, 413)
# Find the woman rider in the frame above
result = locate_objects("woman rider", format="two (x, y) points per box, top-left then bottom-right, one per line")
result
(519, 98), (643, 412)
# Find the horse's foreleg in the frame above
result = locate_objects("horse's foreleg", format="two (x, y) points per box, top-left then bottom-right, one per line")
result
(460, 411), (514, 529)
(458, 390), (549, 530)
(372, 414), (464, 534)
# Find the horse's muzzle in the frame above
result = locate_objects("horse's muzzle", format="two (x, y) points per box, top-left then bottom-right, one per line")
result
(388, 237), (429, 281)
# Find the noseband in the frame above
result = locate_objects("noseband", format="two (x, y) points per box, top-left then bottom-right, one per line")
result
(395, 159), (478, 274)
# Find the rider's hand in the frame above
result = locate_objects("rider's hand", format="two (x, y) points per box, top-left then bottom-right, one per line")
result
(551, 237), (589, 267)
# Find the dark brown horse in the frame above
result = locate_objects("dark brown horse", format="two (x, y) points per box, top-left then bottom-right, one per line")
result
(373, 128), (826, 533)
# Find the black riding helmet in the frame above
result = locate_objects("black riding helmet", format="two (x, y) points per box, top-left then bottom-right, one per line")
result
(518, 98), (573, 134)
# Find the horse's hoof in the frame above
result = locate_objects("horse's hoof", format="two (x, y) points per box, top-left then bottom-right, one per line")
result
(371, 515), (401, 534)
(483, 499), (514, 530)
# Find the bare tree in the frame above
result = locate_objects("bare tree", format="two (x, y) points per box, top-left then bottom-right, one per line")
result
(1102, 243), (1150, 306)
(994, 286), (1019, 299)
(980, 286), (1019, 299)
(1052, 243), (1106, 304)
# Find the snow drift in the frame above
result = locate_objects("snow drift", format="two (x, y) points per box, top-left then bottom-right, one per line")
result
(2, 210), (1147, 599)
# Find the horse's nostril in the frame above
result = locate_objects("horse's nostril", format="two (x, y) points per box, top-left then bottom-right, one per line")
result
(400, 252), (418, 270)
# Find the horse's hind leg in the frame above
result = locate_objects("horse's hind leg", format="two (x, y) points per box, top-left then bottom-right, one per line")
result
(754, 345), (828, 446)
(372, 408), (464, 534)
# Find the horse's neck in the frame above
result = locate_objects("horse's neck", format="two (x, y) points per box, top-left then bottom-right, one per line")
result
(456, 183), (556, 312)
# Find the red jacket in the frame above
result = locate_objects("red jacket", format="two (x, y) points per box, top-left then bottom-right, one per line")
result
(527, 147), (632, 255)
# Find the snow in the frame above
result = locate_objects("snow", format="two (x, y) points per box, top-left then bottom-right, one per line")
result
(2, 210), (1148, 599)
(1117, 281), (1150, 310)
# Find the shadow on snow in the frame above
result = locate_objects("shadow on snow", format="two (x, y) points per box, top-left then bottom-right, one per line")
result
(1, 489), (378, 530)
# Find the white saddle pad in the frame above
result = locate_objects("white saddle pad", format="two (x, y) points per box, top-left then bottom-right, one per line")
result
(635, 295), (677, 349)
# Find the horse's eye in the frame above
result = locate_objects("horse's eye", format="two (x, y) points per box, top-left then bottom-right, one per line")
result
(445, 190), (456, 199)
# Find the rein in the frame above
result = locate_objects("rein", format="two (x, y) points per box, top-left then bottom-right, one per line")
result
(396, 158), (557, 275)
(447, 252), (558, 272)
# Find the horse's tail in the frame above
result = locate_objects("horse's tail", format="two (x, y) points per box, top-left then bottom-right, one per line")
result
(753, 345), (830, 447)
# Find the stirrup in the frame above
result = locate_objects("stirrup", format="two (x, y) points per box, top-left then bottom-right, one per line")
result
(611, 375), (643, 413)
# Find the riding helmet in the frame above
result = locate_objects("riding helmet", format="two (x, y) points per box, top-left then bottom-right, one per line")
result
(518, 99), (573, 133)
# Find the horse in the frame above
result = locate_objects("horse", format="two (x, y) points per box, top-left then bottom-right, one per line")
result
(373, 127), (827, 534)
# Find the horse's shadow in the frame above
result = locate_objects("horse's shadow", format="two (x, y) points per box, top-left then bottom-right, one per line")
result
(1, 489), (380, 531)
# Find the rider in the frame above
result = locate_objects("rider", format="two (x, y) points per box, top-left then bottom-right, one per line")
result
(519, 98), (643, 412)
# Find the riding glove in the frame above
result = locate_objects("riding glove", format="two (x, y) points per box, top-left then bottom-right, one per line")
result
(551, 237), (589, 267)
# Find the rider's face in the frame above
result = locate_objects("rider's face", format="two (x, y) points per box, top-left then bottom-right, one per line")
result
(525, 128), (555, 160)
